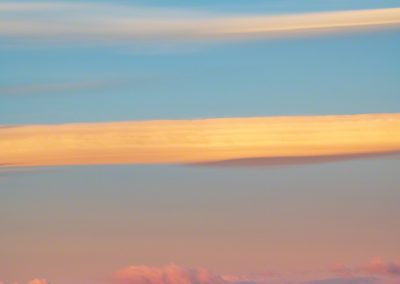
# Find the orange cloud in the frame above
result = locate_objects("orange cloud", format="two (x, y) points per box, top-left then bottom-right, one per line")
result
(1, 113), (399, 168)
(113, 264), (227, 284)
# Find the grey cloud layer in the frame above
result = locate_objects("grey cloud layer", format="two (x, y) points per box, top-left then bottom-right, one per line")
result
(195, 151), (400, 167)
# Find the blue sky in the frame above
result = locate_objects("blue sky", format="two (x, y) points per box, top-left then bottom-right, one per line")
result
(1, 29), (400, 124)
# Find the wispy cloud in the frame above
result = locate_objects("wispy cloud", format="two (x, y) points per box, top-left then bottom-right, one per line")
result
(1, 113), (399, 167)
(0, 79), (127, 96)
(1, 279), (50, 284)
(0, 2), (399, 45)
(0, 76), (150, 96)
(195, 151), (400, 167)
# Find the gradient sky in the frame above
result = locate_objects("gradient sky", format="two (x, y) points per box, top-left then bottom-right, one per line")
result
(0, 1), (400, 284)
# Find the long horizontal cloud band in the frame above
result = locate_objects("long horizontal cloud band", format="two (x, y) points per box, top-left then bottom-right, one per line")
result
(1, 114), (399, 167)
(0, 2), (399, 42)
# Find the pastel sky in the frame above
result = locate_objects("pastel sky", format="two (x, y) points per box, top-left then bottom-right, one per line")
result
(0, 1), (399, 284)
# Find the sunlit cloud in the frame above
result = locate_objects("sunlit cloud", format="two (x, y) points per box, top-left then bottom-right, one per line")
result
(362, 257), (400, 276)
(1, 113), (399, 168)
(113, 265), (284, 284)
(3, 259), (399, 284)
(303, 277), (378, 284)
(27, 279), (49, 284)
(113, 264), (227, 284)
(0, 2), (399, 45)
(112, 261), (400, 284)
(1, 280), (50, 284)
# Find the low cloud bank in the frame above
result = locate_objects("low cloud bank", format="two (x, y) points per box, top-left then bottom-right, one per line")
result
(113, 264), (227, 284)
(332, 257), (400, 278)
(3, 258), (399, 284)
(112, 259), (400, 284)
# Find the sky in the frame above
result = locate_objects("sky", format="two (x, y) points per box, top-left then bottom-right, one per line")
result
(0, 1), (400, 284)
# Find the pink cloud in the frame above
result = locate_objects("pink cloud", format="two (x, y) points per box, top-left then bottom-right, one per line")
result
(28, 280), (50, 284)
(113, 263), (227, 284)
(0, 280), (49, 284)
(112, 260), (400, 284)
(330, 257), (400, 281)
(330, 263), (353, 276)
(4, 259), (399, 284)
(362, 257), (400, 276)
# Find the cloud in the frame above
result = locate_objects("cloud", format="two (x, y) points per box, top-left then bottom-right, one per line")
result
(330, 258), (400, 278)
(221, 273), (277, 284)
(0, 2), (399, 45)
(0, 80), (125, 96)
(27, 279), (49, 284)
(113, 263), (227, 284)
(3, 260), (399, 284)
(1, 113), (399, 168)
(330, 263), (353, 276)
(362, 257), (400, 276)
(195, 151), (400, 167)
(111, 262), (400, 284)
(1, 280), (50, 284)
(303, 277), (378, 284)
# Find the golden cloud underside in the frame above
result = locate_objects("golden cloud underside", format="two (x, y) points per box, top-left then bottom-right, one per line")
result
(1, 114), (399, 167)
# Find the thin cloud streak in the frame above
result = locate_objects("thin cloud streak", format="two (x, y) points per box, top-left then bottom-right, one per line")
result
(0, 2), (399, 44)
(195, 151), (400, 167)
(1, 113), (399, 168)
(113, 264), (227, 284)
(0, 78), (140, 96)
(0, 279), (50, 284)
(0, 80), (117, 96)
